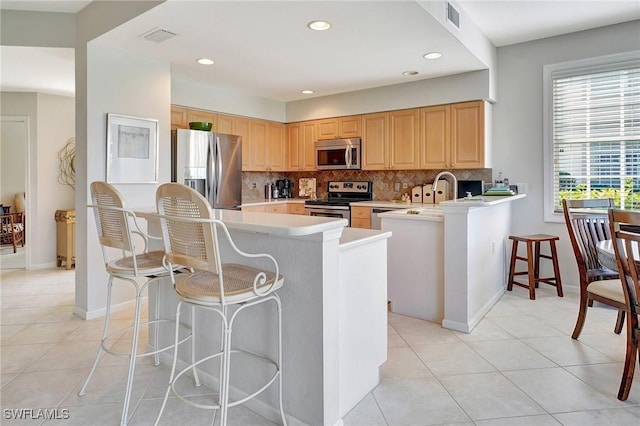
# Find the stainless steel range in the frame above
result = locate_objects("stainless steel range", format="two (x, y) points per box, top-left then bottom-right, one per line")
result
(305, 181), (373, 225)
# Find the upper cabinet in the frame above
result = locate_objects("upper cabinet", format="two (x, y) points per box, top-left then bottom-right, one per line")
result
(186, 109), (216, 127)
(362, 109), (419, 170)
(316, 116), (362, 140)
(287, 121), (316, 171)
(451, 101), (485, 169)
(419, 100), (485, 169)
(215, 113), (235, 134)
(171, 106), (188, 130)
(267, 122), (287, 171)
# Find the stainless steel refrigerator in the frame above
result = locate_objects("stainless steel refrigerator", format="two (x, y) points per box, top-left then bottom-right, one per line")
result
(171, 129), (242, 209)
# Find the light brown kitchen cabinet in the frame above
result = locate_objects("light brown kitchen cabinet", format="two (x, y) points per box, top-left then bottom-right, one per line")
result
(451, 100), (485, 169)
(171, 106), (188, 130)
(267, 122), (287, 171)
(316, 116), (362, 140)
(186, 109), (216, 127)
(419, 101), (485, 169)
(216, 113), (235, 134)
(362, 109), (419, 170)
(233, 116), (252, 170)
(287, 121), (317, 171)
(389, 109), (420, 169)
(288, 203), (306, 215)
(419, 105), (450, 169)
(265, 203), (287, 214)
(242, 205), (266, 213)
(361, 112), (389, 170)
(350, 206), (371, 229)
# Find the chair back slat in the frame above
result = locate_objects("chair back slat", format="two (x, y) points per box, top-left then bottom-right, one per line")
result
(609, 209), (640, 313)
(563, 198), (615, 276)
(90, 182), (133, 252)
(156, 183), (220, 275)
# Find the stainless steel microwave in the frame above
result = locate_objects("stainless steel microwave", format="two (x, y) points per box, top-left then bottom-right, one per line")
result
(315, 138), (361, 170)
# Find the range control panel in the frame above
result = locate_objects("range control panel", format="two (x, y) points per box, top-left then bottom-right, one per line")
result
(327, 181), (372, 194)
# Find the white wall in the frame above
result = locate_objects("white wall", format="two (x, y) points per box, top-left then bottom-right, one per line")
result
(286, 69), (490, 122)
(1, 117), (27, 207)
(493, 20), (640, 289)
(1, 92), (75, 268)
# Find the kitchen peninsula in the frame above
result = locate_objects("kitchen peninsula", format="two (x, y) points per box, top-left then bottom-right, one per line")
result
(380, 194), (526, 333)
(149, 211), (390, 426)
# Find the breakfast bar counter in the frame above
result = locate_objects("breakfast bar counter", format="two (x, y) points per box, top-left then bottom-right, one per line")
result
(149, 211), (390, 426)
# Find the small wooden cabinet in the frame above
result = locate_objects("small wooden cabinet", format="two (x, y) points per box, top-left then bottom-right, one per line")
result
(186, 109), (216, 127)
(265, 203), (288, 214)
(287, 121), (317, 171)
(350, 206), (371, 229)
(316, 116), (362, 140)
(171, 106), (188, 130)
(361, 112), (389, 170)
(55, 209), (75, 270)
(288, 203), (306, 215)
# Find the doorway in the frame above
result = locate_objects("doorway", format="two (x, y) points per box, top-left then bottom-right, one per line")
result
(1, 116), (28, 269)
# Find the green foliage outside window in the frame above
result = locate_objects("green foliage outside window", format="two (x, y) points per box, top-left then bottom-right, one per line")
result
(559, 178), (640, 209)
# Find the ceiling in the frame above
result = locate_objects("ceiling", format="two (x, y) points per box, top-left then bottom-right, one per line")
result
(1, 0), (638, 101)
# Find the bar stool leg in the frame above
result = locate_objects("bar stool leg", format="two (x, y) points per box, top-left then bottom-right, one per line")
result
(507, 239), (518, 292)
(534, 241), (541, 288)
(526, 241), (536, 300)
(550, 239), (564, 297)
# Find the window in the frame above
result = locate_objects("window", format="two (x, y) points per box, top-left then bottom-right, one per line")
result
(544, 52), (640, 221)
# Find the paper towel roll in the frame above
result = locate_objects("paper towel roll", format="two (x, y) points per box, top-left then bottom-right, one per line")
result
(412, 186), (423, 204)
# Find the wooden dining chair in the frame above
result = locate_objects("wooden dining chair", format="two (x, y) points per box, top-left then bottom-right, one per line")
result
(562, 198), (625, 339)
(608, 208), (640, 401)
(1, 211), (25, 253)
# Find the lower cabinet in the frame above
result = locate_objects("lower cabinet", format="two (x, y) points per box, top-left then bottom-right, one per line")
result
(288, 203), (306, 215)
(242, 202), (306, 215)
(351, 206), (371, 229)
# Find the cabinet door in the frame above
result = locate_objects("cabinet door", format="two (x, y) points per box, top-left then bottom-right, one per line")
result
(301, 121), (317, 170)
(249, 120), (269, 171)
(389, 109), (420, 170)
(451, 101), (484, 169)
(288, 203), (306, 215)
(340, 116), (362, 138)
(233, 117), (252, 170)
(350, 218), (371, 229)
(216, 113), (235, 134)
(362, 112), (389, 170)
(420, 105), (450, 169)
(265, 203), (287, 214)
(268, 122), (287, 171)
(242, 205), (266, 213)
(350, 206), (371, 221)
(316, 118), (339, 140)
(171, 106), (188, 130)
(186, 109), (216, 126)
(287, 123), (302, 171)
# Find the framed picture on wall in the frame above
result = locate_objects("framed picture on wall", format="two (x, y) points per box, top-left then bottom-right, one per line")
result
(106, 113), (159, 184)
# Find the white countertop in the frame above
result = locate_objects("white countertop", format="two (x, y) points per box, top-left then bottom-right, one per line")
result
(211, 209), (347, 236)
(350, 200), (419, 208)
(241, 198), (306, 207)
(339, 227), (392, 249)
(439, 193), (527, 207)
(378, 207), (444, 222)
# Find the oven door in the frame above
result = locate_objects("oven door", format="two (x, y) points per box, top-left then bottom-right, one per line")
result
(305, 205), (350, 224)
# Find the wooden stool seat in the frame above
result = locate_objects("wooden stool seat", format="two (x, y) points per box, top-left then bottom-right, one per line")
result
(507, 234), (563, 300)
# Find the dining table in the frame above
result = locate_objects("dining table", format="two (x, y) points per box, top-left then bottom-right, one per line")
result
(596, 237), (640, 272)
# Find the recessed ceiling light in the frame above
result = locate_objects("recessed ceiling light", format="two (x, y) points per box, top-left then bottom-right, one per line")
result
(402, 71), (419, 76)
(301, 90), (315, 95)
(423, 52), (442, 60)
(307, 20), (331, 31)
(196, 58), (214, 65)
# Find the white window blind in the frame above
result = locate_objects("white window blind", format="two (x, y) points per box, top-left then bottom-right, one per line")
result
(552, 61), (640, 211)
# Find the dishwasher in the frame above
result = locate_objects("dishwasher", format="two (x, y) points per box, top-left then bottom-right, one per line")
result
(370, 207), (397, 230)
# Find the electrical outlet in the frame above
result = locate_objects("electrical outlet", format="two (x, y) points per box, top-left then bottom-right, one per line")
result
(403, 182), (408, 189)
(383, 183), (389, 189)
(394, 182), (400, 191)
(252, 183), (256, 189)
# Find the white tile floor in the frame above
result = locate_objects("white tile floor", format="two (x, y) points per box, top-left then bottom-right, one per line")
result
(1, 267), (639, 425)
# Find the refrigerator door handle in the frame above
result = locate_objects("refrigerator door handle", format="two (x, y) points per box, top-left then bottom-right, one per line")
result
(216, 136), (223, 205)
(206, 137), (214, 202)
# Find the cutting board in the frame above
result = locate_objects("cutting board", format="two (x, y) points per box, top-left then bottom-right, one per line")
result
(298, 178), (316, 198)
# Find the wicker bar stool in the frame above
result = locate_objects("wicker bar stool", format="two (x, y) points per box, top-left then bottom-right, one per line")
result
(507, 234), (563, 300)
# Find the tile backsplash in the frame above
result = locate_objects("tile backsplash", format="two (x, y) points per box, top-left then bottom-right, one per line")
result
(243, 169), (492, 202)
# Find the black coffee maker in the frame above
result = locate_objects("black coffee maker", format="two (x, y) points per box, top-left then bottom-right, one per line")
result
(275, 179), (293, 198)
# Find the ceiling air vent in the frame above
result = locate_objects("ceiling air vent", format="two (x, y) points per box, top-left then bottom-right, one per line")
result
(447, 2), (460, 29)
(140, 28), (179, 43)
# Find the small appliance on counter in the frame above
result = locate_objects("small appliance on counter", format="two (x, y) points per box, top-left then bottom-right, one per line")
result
(275, 179), (294, 198)
(457, 180), (484, 198)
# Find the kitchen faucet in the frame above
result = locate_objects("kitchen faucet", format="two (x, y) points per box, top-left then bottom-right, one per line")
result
(432, 171), (458, 200)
